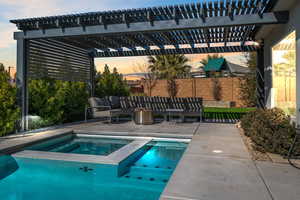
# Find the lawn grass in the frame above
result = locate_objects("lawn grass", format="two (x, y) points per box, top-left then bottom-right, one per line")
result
(204, 107), (256, 113)
(203, 107), (256, 121)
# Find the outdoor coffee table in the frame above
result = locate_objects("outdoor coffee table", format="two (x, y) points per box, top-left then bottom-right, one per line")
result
(134, 108), (154, 125)
(165, 109), (185, 122)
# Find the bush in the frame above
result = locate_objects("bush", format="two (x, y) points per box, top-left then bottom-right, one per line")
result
(0, 64), (20, 136)
(29, 78), (88, 128)
(29, 78), (64, 125)
(240, 108), (298, 155)
(59, 81), (89, 122)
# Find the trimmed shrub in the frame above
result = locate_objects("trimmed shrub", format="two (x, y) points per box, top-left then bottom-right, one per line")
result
(240, 108), (298, 155)
(0, 64), (19, 136)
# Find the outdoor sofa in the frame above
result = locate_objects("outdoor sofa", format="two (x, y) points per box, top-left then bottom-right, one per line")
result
(85, 96), (203, 122)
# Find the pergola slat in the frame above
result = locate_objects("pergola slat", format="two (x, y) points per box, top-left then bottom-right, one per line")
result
(27, 39), (91, 82)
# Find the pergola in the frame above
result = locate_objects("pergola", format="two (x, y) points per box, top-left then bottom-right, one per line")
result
(10, 0), (288, 131)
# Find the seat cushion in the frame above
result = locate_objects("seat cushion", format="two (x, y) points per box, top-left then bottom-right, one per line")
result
(109, 96), (120, 109)
(93, 110), (111, 118)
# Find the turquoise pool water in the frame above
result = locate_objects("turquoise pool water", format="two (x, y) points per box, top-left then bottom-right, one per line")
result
(26, 136), (132, 156)
(0, 141), (187, 200)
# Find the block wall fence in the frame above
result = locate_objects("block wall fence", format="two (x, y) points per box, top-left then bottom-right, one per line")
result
(142, 77), (246, 107)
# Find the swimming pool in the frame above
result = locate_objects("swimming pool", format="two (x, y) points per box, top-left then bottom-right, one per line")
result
(1, 136), (188, 200)
(26, 135), (132, 156)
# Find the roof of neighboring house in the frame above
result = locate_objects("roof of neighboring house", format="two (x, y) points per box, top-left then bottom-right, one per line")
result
(227, 62), (251, 74)
(203, 58), (225, 72)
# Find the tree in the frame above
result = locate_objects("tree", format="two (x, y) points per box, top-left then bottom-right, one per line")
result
(147, 55), (191, 97)
(212, 78), (222, 101)
(239, 52), (257, 107)
(95, 64), (130, 97)
(0, 63), (20, 136)
(133, 63), (157, 96)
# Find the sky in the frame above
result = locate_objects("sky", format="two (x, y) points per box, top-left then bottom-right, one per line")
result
(0, 0), (245, 74)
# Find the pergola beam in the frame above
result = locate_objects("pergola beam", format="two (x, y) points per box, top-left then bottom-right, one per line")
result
(14, 11), (289, 40)
(94, 45), (259, 57)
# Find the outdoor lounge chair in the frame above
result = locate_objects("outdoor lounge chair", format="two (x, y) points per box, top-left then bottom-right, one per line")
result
(85, 97), (122, 122)
(85, 96), (203, 123)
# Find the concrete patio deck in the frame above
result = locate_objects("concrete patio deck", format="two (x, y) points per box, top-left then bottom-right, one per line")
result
(160, 123), (300, 200)
(1, 121), (299, 200)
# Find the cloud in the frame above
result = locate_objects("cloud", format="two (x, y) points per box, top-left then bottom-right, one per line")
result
(1, 0), (63, 18)
(0, 0), (144, 49)
(0, 0), (64, 49)
(0, 23), (15, 48)
(0, 0), (201, 66)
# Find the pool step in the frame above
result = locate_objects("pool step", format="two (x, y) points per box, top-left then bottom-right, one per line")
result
(52, 143), (80, 153)
(121, 171), (170, 184)
(121, 164), (173, 185)
(129, 165), (173, 176)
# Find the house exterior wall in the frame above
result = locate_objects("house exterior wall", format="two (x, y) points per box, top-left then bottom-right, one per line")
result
(142, 77), (245, 107)
(262, 0), (300, 125)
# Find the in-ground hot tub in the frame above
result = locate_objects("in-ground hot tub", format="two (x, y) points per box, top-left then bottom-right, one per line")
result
(25, 134), (133, 156)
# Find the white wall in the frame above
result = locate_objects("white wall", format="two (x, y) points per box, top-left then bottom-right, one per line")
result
(262, 0), (300, 125)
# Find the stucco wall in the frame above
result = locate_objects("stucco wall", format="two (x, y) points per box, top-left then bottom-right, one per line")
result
(259, 0), (300, 124)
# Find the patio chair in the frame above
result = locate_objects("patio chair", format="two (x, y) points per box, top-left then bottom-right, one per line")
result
(85, 97), (121, 122)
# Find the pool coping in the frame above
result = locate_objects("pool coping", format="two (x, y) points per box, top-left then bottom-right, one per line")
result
(0, 129), (73, 155)
(13, 138), (151, 165)
(74, 130), (193, 139)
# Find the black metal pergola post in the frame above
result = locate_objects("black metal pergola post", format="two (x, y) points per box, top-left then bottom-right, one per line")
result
(16, 39), (28, 131)
(10, 0), (288, 131)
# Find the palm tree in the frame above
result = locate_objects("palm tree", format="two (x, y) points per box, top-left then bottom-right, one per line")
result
(147, 54), (191, 97)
